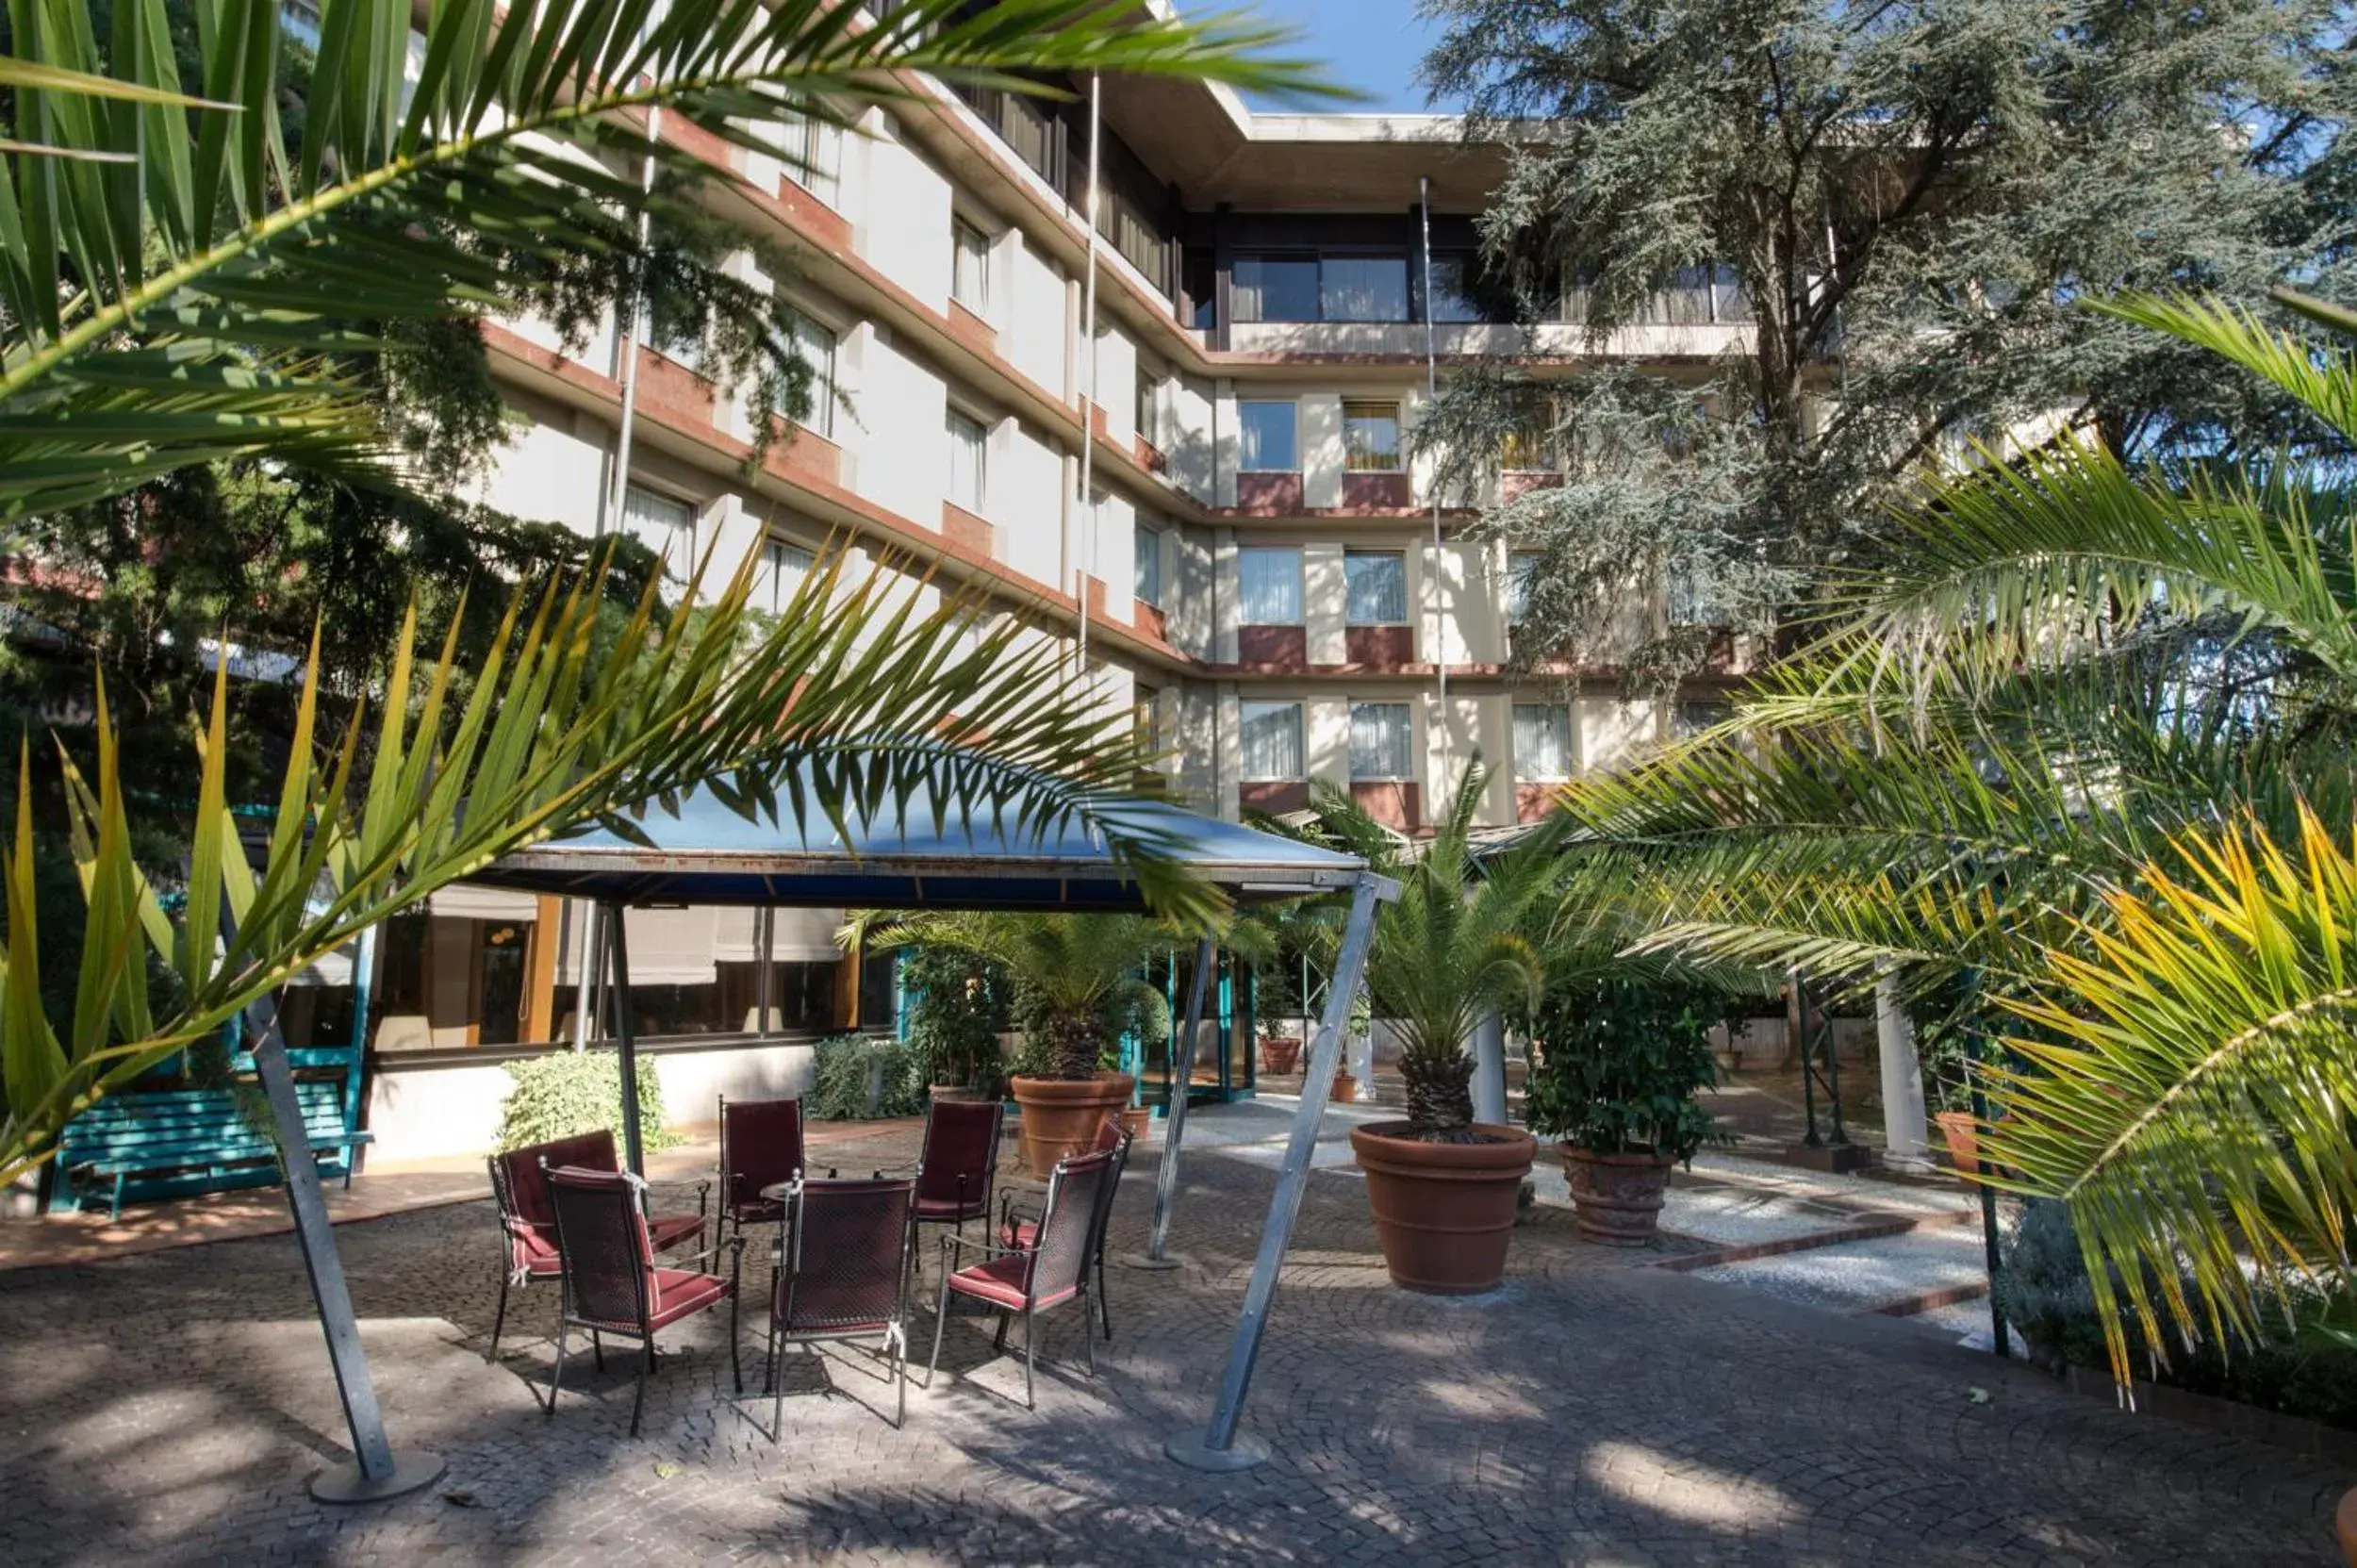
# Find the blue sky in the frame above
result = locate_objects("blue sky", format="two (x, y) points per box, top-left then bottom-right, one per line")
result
(1239, 0), (1444, 114)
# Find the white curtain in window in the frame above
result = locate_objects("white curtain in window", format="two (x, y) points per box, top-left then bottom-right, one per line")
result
(1344, 553), (1407, 624)
(1348, 702), (1411, 780)
(783, 311), (836, 437)
(1238, 547), (1301, 624)
(1321, 256), (1409, 322)
(756, 539), (815, 615)
(623, 486), (696, 584)
(1513, 704), (1574, 780)
(1134, 527), (1162, 607)
(1239, 701), (1303, 781)
(948, 412), (987, 512)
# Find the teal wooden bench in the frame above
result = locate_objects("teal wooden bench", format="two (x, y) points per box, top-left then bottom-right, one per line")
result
(52, 1070), (372, 1218)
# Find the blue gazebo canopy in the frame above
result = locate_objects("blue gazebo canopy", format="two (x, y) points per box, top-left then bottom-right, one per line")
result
(470, 772), (1365, 911)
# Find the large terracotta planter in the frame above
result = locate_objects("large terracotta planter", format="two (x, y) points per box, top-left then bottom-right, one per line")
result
(1261, 1035), (1302, 1076)
(1330, 1071), (1359, 1104)
(1560, 1147), (1675, 1245)
(2336, 1484), (2357, 1565)
(1117, 1105), (1152, 1142)
(1349, 1121), (1538, 1294)
(1935, 1110), (1981, 1180)
(1009, 1072), (1134, 1177)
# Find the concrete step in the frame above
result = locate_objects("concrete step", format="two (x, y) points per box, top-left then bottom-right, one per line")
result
(1682, 1223), (1994, 1316)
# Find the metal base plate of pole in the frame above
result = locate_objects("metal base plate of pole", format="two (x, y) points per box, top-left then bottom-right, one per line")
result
(1163, 1427), (1272, 1473)
(1118, 1251), (1182, 1271)
(310, 1450), (447, 1505)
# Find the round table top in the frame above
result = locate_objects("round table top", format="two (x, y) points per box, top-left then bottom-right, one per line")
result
(757, 1166), (917, 1202)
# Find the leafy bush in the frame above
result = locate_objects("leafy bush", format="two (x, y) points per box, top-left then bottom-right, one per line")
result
(496, 1049), (678, 1153)
(808, 1033), (927, 1121)
(1523, 975), (1727, 1164)
(900, 944), (1012, 1094)
(1997, 1198), (2357, 1428)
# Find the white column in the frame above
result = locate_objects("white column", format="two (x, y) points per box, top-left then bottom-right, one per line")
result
(1875, 975), (1933, 1171)
(1471, 1012), (1507, 1125)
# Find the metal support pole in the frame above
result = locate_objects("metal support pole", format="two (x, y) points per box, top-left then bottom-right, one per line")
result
(1167, 876), (1385, 1471)
(247, 990), (443, 1502)
(1471, 1011), (1507, 1126)
(604, 900), (645, 1177)
(1962, 971), (2011, 1359)
(755, 905), (775, 1039)
(1124, 934), (1217, 1271)
(1794, 968), (1821, 1147)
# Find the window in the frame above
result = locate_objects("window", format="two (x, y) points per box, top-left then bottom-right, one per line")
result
(1134, 523), (1162, 609)
(781, 309), (837, 438)
(1673, 701), (1731, 739)
(999, 93), (1053, 178)
(1239, 701), (1304, 782)
(1230, 256), (1319, 322)
(1513, 703), (1574, 781)
(1238, 400), (1298, 471)
(1427, 256), (1487, 323)
(1133, 684), (1162, 753)
(1348, 701), (1412, 781)
(646, 289), (705, 371)
(947, 409), (987, 513)
(754, 538), (815, 616)
(1668, 567), (1729, 627)
(952, 218), (991, 312)
(1135, 368), (1159, 449)
(622, 485), (697, 587)
(1501, 409), (1557, 470)
(1321, 256), (1409, 322)
(775, 109), (843, 207)
(1506, 551), (1543, 625)
(1238, 546), (1302, 625)
(1344, 551), (1407, 625)
(1343, 400), (1402, 471)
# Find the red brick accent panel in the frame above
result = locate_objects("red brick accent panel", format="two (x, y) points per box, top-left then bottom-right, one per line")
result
(1342, 470), (1410, 509)
(1351, 782), (1421, 833)
(941, 502), (996, 558)
(1240, 781), (1310, 815)
(635, 346), (717, 426)
(775, 177), (851, 249)
(765, 418), (842, 487)
(1134, 602), (1167, 640)
(1236, 625), (1309, 670)
(1344, 625), (1414, 668)
(1085, 401), (1108, 439)
(663, 114), (742, 175)
(1135, 436), (1168, 473)
(1516, 784), (1564, 823)
(1081, 574), (1108, 619)
(947, 300), (997, 355)
(1501, 471), (1564, 503)
(1234, 472), (1304, 516)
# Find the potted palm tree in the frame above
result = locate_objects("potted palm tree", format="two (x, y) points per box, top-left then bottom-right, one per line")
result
(901, 945), (1012, 1102)
(1310, 767), (1557, 1294)
(1524, 973), (1726, 1244)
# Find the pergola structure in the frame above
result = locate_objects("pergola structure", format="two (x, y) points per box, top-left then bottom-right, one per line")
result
(261, 774), (1393, 1501)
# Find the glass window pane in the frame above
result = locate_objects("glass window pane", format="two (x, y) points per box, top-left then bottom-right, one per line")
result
(755, 539), (815, 616)
(782, 309), (837, 438)
(1428, 256), (1485, 323)
(1506, 551), (1543, 624)
(1513, 704), (1574, 781)
(953, 219), (991, 312)
(1348, 701), (1411, 780)
(623, 486), (697, 588)
(1239, 701), (1303, 781)
(1343, 400), (1401, 471)
(1238, 400), (1297, 471)
(1134, 525), (1162, 608)
(1231, 256), (1319, 322)
(1322, 256), (1409, 322)
(1238, 546), (1302, 624)
(1344, 552), (1407, 624)
(947, 410), (987, 513)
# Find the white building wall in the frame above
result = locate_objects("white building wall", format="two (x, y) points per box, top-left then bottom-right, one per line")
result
(1006, 237), (1069, 393)
(1092, 325), (1138, 445)
(858, 330), (953, 526)
(1000, 426), (1066, 581)
(1300, 392), (1343, 509)
(858, 118), (953, 307)
(1171, 373), (1217, 503)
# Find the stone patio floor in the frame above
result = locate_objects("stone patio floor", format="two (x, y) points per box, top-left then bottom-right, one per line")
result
(0, 1103), (2344, 1565)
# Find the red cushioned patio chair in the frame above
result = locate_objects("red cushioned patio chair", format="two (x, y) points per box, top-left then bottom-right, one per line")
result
(486, 1128), (707, 1362)
(717, 1094), (806, 1248)
(763, 1175), (917, 1434)
(907, 1098), (1001, 1280)
(542, 1163), (743, 1436)
(926, 1145), (1116, 1410)
(999, 1115), (1132, 1342)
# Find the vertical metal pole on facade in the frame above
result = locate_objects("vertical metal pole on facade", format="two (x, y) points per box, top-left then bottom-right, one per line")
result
(604, 900), (646, 1177)
(1123, 934), (1217, 1271)
(1793, 967), (1822, 1147)
(1962, 970), (2011, 1359)
(1166, 875), (1387, 1472)
(246, 988), (444, 1502)
(755, 905), (775, 1039)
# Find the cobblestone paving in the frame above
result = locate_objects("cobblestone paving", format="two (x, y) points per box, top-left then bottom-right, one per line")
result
(0, 1129), (2342, 1565)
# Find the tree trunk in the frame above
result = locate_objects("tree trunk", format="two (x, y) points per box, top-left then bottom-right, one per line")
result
(1399, 1048), (1476, 1142)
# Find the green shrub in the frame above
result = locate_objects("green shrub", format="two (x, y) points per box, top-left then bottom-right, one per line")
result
(900, 944), (1011, 1094)
(1522, 975), (1727, 1164)
(496, 1049), (679, 1153)
(808, 1032), (926, 1120)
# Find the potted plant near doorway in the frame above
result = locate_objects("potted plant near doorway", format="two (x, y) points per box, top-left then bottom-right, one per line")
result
(1525, 972), (1726, 1245)
(900, 944), (1011, 1104)
(1310, 768), (1553, 1294)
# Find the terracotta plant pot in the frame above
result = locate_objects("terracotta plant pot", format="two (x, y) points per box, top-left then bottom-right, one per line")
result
(1935, 1110), (1981, 1180)
(1560, 1147), (1675, 1246)
(2336, 1484), (2357, 1566)
(1117, 1105), (1152, 1142)
(1009, 1072), (1135, 1177)
(1330, 1071), (1359, 1104)
(1261, 1035), (1302, 1076)
(1349, 1121), (1538, 1294)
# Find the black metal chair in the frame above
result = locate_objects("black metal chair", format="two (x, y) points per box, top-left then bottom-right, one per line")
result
(543, 1162), (743, 1436)
(927, 1145), (1115, 1410)
(998, 1115), (1132, 1341)
(908, 1098), (1001, 1280)
(717, 1094), (806, 1248)
(764, 1175), (918, 1432)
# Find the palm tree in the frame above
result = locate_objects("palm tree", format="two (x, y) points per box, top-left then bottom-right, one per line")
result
(0, 543), (1192, 1189)
(1298, 763), (1566, 1140)
(1546, 289), (2357, 1380)
(0, 0), (1333, 519)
